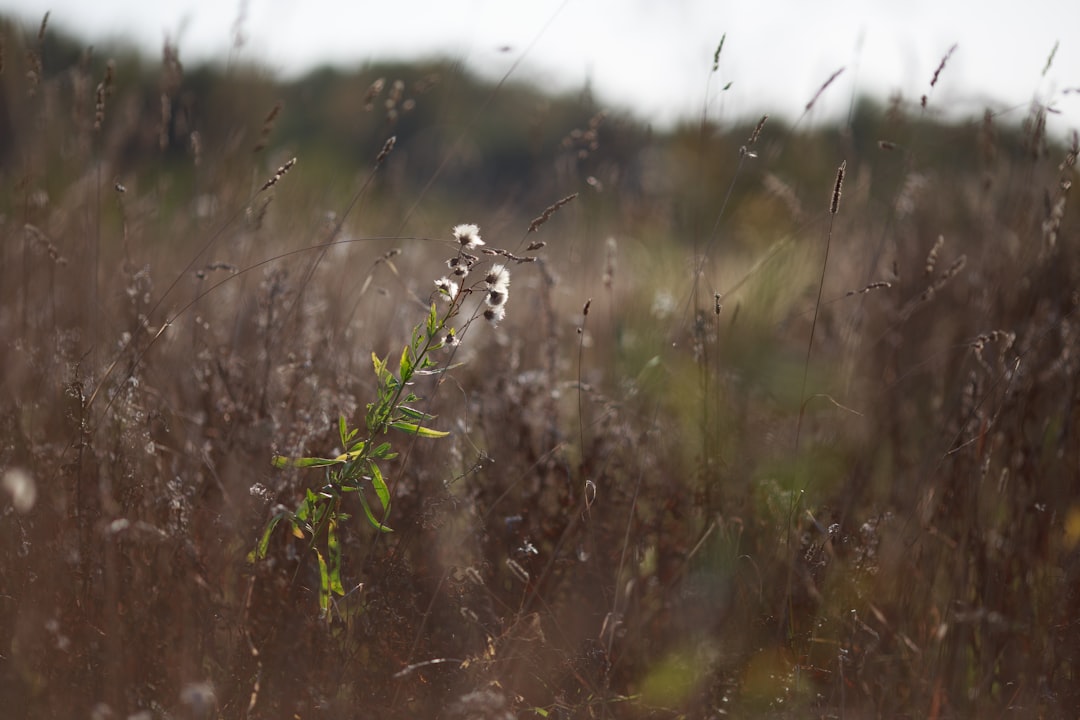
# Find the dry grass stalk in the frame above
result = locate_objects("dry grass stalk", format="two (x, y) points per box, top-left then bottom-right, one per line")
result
(363, 77), (385, 111)
(375, 135), (396, 165)
(747, 114), (768, 146)
(254, 102), (283, 153)
(259, 157), (297, 192)
(1042, 40), (1059, 77)
(830, 161), (846, 214)
(602, 237), (617, 291)
(159, 94), (172, 150)
(93, 62), (114, 132)
(930, 43), (958, 88)
(93, 82), (107, 131)
(25, 12), (49, 96)
(805, 67), (844, 112)
(922, 43), (958, 107)
(384, 79), (406, 123)
(190, 131), (202, 167)
(72, 47), (92, 127)
(527, 193), (578, 234)
(971, 330), (1016, 373)
(482, 247), (537, 264)
(763, 173), (804, 220)
(925, 235), (944, 276)
(24, 224), (67, 265)
(712, 34), (725, 72)
(562, 112), (605, 159)
(845, 281), (891, 297)
(939, 255), (967, 282)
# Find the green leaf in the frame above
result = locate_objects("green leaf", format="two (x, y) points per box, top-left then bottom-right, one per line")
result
(296, 490), (316, 522)
(316, 549), (331, 617)
(371, 351), (387, 379)
(370, 442), (394, 459)
(338, 414), (349, 447)
(357, 491), (394, 533)
(390, 421), (449, 438)
(398, 405), (436, 422)
(332, 447), (368, 464)
(327, 520), (345, 596)
(248, 512), (286, 562)
(369, 462), (390, 511)
(273, 455), (343, 469)
(426, 301), (439, 336)
(399, 344), (413, 381)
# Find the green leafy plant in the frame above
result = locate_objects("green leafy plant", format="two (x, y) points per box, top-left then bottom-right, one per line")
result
(250, 224), (514, 617)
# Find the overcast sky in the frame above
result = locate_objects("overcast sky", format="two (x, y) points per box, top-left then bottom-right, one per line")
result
(5, 0), (1080, 132)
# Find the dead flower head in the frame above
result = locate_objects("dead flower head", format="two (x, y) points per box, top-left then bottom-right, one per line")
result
(453, 223), (484, 250)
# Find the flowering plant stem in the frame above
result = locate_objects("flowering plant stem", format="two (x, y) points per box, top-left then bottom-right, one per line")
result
(250, 300), (452, 617)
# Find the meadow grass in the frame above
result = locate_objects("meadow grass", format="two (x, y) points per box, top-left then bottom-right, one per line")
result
(1, 15), (1079, 719)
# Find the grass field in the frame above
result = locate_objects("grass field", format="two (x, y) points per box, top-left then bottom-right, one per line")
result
(2, 14), (1079, 719)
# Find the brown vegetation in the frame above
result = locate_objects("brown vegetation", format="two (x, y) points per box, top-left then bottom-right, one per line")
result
(2, 15), (1079, 719)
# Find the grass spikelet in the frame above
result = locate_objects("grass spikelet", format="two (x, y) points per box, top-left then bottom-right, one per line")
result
(190, 131), (202, 166)
(925, 234), (944, 276)
(363, 77), (385, 111)
(259, 157), (297, 192)
(798, 160), (846, 450)
(845, 281), (892, 296)
(747, 114), (768, 146)
(712, 34), (725, 72)
(1042, 40), (1059, 77)
(93, 81), (107, 131)
(602, 237), (617, 291)
(25, 11), (49, 96)
(254, 101), (283, 153)
(922, 43), (958, 107)
(830, 160), (846, 214)
(375, 135), (396, 165)
(159, 94), (172, 150)
(526, 193), (578, 235)
(930, 43), (958, 88)
(805, 67), (845, 112)
(939, 254), (967, 283)
(763, 173), (804, 220)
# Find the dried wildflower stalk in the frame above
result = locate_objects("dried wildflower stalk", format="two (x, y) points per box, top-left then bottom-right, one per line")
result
(258, 221), (527, 614)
